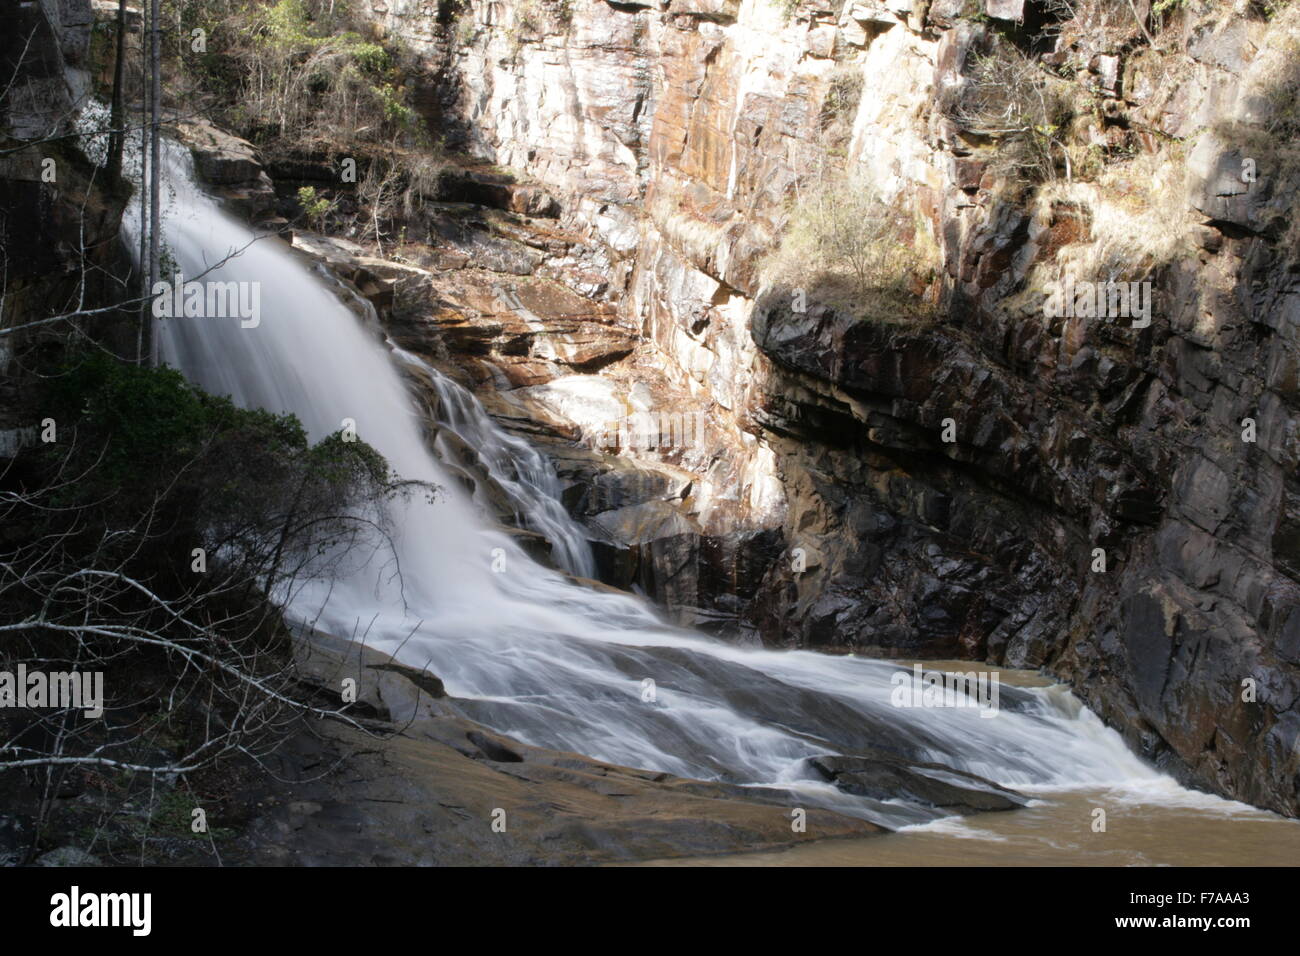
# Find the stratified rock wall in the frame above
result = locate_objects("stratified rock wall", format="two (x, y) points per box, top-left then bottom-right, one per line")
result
(365, 0), (1300, 815)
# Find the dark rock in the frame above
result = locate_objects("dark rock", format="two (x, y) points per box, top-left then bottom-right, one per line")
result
(810, 753), (1029, 812)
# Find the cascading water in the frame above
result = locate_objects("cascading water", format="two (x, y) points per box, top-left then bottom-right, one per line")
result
(390, 345), (595, 579)
(136, 138), (1178, 830)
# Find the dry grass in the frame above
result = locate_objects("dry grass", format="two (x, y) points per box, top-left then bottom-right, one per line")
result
(820, 63), (865, 159)
(175, 0), (427, 156)
(1024, 145), (1190, 299)
(763, 174), (935, 323)
(945, 38), (1077, 195)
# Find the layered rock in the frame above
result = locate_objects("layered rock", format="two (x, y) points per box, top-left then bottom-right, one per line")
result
(346, 0), (1300, 816)
(174, 119), (280, 227)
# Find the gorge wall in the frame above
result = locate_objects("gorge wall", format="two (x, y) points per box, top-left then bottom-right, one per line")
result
(6, 0), (1296, 820)
(346, 0), (1300, 816)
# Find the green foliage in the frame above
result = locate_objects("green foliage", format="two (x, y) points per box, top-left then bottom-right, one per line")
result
(174, 0), (427, 151)
(296, 185), (335, 228)
(148, 789), (236, 842)
(257, 0), (318, 48)
(374, 83), (418, 130)
(42, 354), (300, 490)
(348, 40), (391, 75)
(1259, 0), (1295, 19)
(1, 345), (420, 859)
(38, 352), (397, 575)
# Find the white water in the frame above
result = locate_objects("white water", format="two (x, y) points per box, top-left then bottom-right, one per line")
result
(390, 344), (595, 578)
(137, 140), (1187, 830)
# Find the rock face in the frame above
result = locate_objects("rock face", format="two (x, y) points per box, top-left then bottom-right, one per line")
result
(174, 119), (279, 226)
(809, 753), (1029, 813)
(350, 0), (1300, 817)
(0, 0), (132, 441)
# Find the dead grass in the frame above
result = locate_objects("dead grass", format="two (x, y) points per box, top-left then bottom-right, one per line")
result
(763, 174), (936, 323)
(945, 37), (1077, 196)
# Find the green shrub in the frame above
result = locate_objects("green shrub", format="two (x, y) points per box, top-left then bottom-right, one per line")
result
(0, 350), (418, 855)
(296, 185), (335, 229)
(37, 351), (398, 587)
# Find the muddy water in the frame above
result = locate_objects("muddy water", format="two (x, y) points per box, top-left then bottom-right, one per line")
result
(652, 787), (1300, 866)
(651, 663), (1300, 867)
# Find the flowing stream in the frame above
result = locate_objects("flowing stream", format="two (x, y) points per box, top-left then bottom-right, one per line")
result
(130, 139), (1298, 848)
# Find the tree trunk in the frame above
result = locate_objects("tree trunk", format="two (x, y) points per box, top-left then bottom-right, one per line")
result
(106, 0), (127, 186)
(136, 0), (150, 365)
(148, 0), (162, 367)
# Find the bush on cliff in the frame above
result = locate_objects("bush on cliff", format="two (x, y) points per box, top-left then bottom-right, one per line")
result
(176, 0), (427, 152)
(944, 39), (1075, 192)
(764, 174), (935, 323)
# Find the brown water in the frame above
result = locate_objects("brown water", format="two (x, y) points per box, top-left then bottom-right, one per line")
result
(649, 662), (1300, 867)
(649, 788), (1300, 866)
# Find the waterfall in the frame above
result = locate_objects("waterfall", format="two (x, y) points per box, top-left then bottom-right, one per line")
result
(138, 139), (1170, 830)
(389, 344), (595, 579)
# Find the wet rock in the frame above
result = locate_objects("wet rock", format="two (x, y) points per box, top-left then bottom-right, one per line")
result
(174, 119), (277, 223)
(233, 631), (884, 865)
(810, 753), (1029, 812)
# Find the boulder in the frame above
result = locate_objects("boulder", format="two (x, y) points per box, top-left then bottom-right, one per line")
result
(174, 119), (277, 222)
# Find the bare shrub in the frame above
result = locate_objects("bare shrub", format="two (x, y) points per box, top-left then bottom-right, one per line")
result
(764, 175), (931, 322)
(948, 40), (1076, 191)
(0, 353), (432, 861)
(820, 63), (865, 158)
(175, 0), (427, 156)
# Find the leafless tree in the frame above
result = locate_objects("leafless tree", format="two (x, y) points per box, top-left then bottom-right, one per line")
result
(0, 421), (433, 862)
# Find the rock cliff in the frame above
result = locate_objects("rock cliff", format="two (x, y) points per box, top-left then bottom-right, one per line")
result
(0, 0), (133, 442)
(353, 0), (1300, 815)
(6, 0), (1296, 821)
